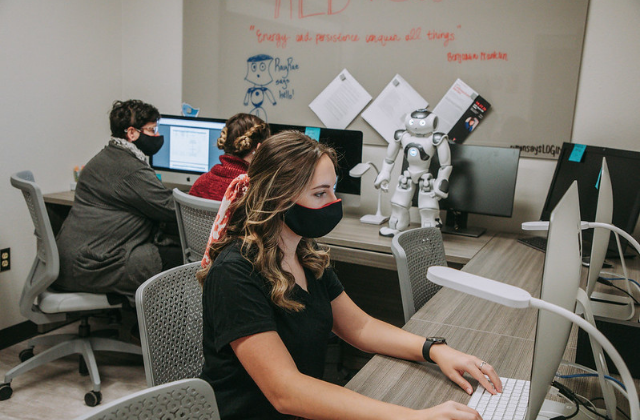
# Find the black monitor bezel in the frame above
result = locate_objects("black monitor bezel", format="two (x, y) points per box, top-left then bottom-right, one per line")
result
(413, 142), (521, 218)
(268, 122), (363, 196)
(540, 142), (640, 254)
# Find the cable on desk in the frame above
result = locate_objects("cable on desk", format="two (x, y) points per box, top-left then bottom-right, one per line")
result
(556, 373), (625, 391)
(590, 397), (631, 420)
(596, 277), (640, 305)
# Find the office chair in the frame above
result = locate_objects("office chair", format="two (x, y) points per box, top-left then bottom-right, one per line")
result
(135, 262), (204, 387)
(173, 188), (221, 263)
(391, 227), (448, 323)
(72, 378), (220, 420)
(1, 171), (142, 406)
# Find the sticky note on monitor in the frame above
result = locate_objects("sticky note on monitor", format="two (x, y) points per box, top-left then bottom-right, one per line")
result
(305, 127), (321, 141)
(569, 144), (587, 162)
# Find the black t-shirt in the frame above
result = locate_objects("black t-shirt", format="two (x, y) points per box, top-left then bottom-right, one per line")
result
(201, 242), (344, 420)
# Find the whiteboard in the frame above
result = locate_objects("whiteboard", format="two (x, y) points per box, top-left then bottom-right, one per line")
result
(183, 0), (589, 159)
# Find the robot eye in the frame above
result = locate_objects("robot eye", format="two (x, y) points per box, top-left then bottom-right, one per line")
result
(251, 63), (257, 72)
(420, 120), (426, 126)
(260, 63), (266, 71)
(409, 119), (414, 125)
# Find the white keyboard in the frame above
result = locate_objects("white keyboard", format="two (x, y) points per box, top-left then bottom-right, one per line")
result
(468, 377), (529, 420)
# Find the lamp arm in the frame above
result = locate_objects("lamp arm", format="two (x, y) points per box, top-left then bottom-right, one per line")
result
(587, 222), (640, 256)
(366, 161), (380, 176)
(530, 297), (639, 420)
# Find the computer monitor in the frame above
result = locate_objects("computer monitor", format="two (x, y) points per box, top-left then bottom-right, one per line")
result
(528, 181), (584, 419)
(540, 142), (640, 256)
(417, 142), (520, 237)
(150, 115), (227, 184)
(269, 122), (363, 207)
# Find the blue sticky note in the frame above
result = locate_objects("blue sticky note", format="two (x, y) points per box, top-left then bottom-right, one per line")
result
(305, 127), (321, 141)
(569, 144), (587, 162)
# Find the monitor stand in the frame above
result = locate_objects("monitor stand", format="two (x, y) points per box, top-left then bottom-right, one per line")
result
(440, 209), (486, 238)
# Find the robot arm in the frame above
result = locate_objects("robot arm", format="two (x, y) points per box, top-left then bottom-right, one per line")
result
(432, 133), (452, 199)
(374, 131), (404, 192)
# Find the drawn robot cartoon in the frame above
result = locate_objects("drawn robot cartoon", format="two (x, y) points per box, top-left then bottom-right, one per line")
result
(374, 108), (452, 237)
(244, 54), (277, 121)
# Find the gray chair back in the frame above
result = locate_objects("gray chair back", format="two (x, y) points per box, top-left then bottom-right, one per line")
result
(136, 262), (204, 387)
(391, 227), (448, 323)
(10, 170), (65, 324)
(72, 378), (219, 420)
(173, 188), (221, 263)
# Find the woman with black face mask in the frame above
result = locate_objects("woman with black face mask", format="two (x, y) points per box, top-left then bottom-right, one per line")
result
(196, 131), (502, 420)
(54, 99), (182, 309)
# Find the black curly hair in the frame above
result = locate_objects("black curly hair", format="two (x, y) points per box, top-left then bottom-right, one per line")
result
(109, 99), (160, 139)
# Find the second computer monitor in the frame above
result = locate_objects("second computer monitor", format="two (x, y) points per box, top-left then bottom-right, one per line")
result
(151, 114), (227, 176)
(269, 122), (363, 205)
(540, 142), (640, 255)
(421, 142), (520, 237)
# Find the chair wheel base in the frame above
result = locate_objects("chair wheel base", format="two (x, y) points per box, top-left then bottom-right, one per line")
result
(84, 390), (102, 407)
(0, 383), (13, 401)
(19, 348), (34, 363)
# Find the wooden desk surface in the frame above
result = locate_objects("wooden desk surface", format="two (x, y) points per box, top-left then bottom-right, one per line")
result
(345, 234), (640, 410)
(318, 216), (495, 270)
(43, 190), (495, 269)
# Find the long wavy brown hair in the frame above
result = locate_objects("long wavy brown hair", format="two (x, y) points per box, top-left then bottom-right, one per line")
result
(197, 131), (338, 311)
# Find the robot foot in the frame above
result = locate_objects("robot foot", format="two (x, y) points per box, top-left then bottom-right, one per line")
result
(379, 227), (400, 237)
(420, 219), (442, 229)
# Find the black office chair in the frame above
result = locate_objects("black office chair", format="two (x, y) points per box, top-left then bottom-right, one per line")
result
(1, 171), (141, 406)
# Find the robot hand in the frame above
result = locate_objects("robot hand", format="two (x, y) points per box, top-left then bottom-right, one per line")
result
(374, 172), (390, 193)
(432, 185), (449, 200)
(398, 174), (411, 190)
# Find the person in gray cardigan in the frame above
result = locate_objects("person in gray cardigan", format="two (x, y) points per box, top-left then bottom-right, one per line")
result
(55, 100), (182, 306)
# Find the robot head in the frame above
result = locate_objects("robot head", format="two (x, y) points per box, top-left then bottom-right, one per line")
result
(245, 54), (274, 86)
(405, 108), (438, 136)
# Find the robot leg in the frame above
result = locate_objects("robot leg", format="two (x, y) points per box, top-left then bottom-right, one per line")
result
(379, 177), (415, 237)
(417, 184), (442, 228)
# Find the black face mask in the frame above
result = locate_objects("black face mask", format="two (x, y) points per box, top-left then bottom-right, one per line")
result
(135, 132), (164, 156)
(284, 199), (343, 238)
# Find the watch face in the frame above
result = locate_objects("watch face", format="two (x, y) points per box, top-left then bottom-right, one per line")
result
(427, 336), (446, 344)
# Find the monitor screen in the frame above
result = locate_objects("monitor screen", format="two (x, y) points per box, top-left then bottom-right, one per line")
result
(419, 142), (520, 237)
(540, 142), (640, 254)
(269, 123), (363, 198)
(151, 115), (227, 175)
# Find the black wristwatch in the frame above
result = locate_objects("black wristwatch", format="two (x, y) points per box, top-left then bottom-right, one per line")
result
(422, 337), (447, 363)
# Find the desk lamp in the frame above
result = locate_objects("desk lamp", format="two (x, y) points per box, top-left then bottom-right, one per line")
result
(426, 266), (639, 420)
(522, 220), (639, 321)
(349, 162), (390, 225)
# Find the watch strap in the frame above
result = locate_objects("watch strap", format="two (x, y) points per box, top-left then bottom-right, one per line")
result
(422, 337), (446, 363)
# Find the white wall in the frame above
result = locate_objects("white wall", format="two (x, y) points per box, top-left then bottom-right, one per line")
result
(0, 0), (182, 331)
(0, 0), (638, 331)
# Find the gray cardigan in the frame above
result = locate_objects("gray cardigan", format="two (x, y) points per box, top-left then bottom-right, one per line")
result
(55, 142), (177, 304)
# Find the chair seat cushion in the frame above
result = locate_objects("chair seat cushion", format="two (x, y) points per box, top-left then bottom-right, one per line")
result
(39, 289), (122, 314)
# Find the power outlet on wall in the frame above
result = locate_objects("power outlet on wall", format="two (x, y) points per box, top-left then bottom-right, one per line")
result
(1, 248), (10, 272)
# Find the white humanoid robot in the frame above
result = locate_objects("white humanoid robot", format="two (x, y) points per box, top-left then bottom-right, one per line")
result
(374, 108), (452, 237)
